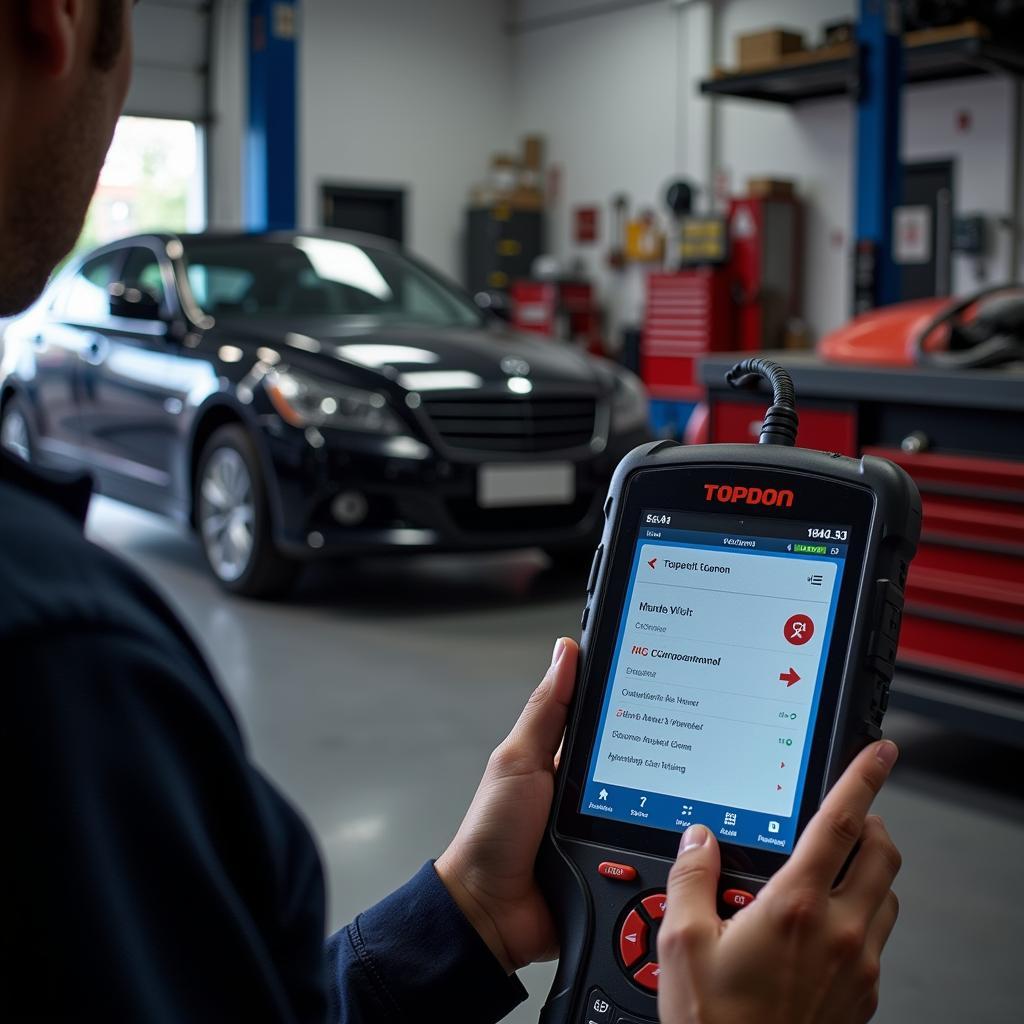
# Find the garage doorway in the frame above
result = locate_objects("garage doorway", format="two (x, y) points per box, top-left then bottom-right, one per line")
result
(321, 184), (406, 244)
(72, 115), (206, 263)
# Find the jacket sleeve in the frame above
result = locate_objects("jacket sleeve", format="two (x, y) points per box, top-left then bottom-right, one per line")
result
(326, 862), (528, 1024)
(5, 624), (329, 1023)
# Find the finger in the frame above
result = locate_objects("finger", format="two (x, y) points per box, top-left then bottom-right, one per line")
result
(866, 889), (899, 957)
(835, 816), (902, 913)
(497, 637), (578, 774)
(786, 741), (898, 887)
(659, 825), (722, 966)
(850, 983), (881, 1024)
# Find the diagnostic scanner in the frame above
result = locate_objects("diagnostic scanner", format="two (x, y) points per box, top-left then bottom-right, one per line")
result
(538, 358), (921, 1024)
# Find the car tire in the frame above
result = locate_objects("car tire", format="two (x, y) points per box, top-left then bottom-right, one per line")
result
(0, 393), (34, 463)
(195, 424), (299, 599)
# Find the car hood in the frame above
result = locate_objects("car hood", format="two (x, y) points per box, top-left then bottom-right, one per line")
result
(212, 318), (614, 392)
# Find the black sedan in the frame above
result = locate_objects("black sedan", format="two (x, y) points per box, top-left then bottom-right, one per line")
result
(0, 231), (650, 596)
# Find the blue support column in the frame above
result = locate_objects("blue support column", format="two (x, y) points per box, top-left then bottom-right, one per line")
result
(245, 0), (298, 231)
(853, 0), (903, 313)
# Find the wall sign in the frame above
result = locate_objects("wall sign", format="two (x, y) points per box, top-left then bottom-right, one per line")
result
(575, 206), (599, 244)
(894, 205), (932, 264)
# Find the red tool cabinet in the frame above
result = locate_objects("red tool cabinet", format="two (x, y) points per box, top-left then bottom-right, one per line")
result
(641, 196), (803, 404)
(641, 270), (733, 401)
(702, 352), (1024, 743)
(509, 279), (601, 351)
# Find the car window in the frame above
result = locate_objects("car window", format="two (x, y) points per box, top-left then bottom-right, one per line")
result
(121, 247), (168, 307)
(187, 263), (255, 315)
(63, 251), (122, 325)
(179, 236), (483, 327)
(402, 274), (463, 325)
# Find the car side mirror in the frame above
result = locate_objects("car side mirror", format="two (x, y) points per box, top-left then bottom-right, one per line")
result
(474, 289), (510, 322)
(109, 284), (164, 321)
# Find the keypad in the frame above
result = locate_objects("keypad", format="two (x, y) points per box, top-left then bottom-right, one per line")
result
(616, 891), (666, 992)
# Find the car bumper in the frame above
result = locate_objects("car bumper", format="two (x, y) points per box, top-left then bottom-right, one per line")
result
(259, 422), (650, 558)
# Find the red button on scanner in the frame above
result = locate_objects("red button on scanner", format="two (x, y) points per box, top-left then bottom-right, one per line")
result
(641, 893), (666, 921)
(633, 961), (662, 991)
(723, 888), (755, 908)
(619, 910), (648, 968)
(598, 861), (637, 881)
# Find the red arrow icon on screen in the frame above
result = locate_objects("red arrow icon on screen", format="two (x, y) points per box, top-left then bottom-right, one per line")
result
(779, 668), (801, 687)
(780, 762), (786, 768)
(777, 784), (783, 791)
(648, 558), (657, 569)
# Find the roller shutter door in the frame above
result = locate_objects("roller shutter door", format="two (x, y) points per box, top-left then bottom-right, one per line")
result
(124, 0), (211, 122)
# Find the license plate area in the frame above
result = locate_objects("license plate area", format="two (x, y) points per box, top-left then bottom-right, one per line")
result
(477, 462), (576, 508)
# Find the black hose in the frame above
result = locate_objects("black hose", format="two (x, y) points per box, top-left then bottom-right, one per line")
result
(725, 357), (799, 447)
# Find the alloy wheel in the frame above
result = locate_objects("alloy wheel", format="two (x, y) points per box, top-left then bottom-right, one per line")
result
(198, 446), (256, 582)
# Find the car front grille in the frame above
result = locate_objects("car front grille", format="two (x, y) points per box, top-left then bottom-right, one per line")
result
(422, 394), (598, 453)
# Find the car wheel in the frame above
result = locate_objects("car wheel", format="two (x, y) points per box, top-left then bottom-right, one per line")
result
(195, 425), (298, 598)
(0, 395), (33, 463)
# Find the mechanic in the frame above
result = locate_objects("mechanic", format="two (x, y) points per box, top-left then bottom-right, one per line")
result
(0, 3), (902, 1022)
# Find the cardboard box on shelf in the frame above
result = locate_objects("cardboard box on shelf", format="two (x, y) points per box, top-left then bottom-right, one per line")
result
(470, 135), (547, 210)
(822, 19), (855, 47)
(469, 185), (543, 212)
(746, 177), (796, 200)
(507, 187), (544, 211)
(522, 135), (544, 171)
(737, 28), (805, 70)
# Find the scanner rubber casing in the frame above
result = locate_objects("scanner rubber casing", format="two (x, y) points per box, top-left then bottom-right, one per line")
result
(538, 441), (921, 1024)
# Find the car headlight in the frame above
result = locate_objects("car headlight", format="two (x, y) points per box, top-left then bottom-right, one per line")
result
(265, 367), (403, 434)
(611, 369), (649, 432)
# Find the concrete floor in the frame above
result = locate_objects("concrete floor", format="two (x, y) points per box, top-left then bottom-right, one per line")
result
(87, 496), (1024, 1024)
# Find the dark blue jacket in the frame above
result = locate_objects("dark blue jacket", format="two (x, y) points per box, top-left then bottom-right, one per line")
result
(1, 450), (526, 1022)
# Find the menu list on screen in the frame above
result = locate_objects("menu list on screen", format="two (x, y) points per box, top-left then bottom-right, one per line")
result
(582, 512), (848, 854)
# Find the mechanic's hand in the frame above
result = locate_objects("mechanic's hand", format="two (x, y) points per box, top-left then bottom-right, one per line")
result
(658, 740), (902, 1024)
(435, 636), (577, 973)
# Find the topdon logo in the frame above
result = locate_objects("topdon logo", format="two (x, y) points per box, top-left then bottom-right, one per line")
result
(704, 483), (794, 507)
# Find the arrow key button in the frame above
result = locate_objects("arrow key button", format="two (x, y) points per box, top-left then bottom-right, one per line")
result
(618, 909), (648, 967)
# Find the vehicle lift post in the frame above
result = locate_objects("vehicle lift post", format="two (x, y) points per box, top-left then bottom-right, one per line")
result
(853, 0), (904, 313)
(245, 0), (299, 231)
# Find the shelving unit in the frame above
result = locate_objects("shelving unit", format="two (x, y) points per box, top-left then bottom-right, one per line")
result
(701, 27), (1024, 105)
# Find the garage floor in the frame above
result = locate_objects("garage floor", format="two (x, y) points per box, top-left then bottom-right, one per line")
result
(87, 496), (1024, 1024)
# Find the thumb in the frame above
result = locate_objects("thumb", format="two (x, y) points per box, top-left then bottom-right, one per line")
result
(499, 637), (578, 773)
(660, 825), (722, 962)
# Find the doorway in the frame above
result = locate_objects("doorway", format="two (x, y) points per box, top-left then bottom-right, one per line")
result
(896, 160), (954, 301)
(321, 184), (406, 244)
(71, 116), (205, 266)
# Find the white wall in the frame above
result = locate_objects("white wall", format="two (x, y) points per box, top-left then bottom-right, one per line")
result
(207, 0), (247, 230)
(299, 0), (514, 279)
(511, 0), (1024, 339)
(512, 2), (682, 334)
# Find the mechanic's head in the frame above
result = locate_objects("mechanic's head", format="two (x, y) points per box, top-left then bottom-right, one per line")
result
(0, 0), (133, 316)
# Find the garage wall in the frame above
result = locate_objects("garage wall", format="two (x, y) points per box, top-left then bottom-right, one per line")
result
(511, 2), (683, 337)
(299, 0), (514, 279)
(511, 0), (1024, 340)
(206, 0), (247, 230)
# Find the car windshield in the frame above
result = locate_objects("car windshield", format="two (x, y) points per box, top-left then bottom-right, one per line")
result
(179, 236), (483, 328)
